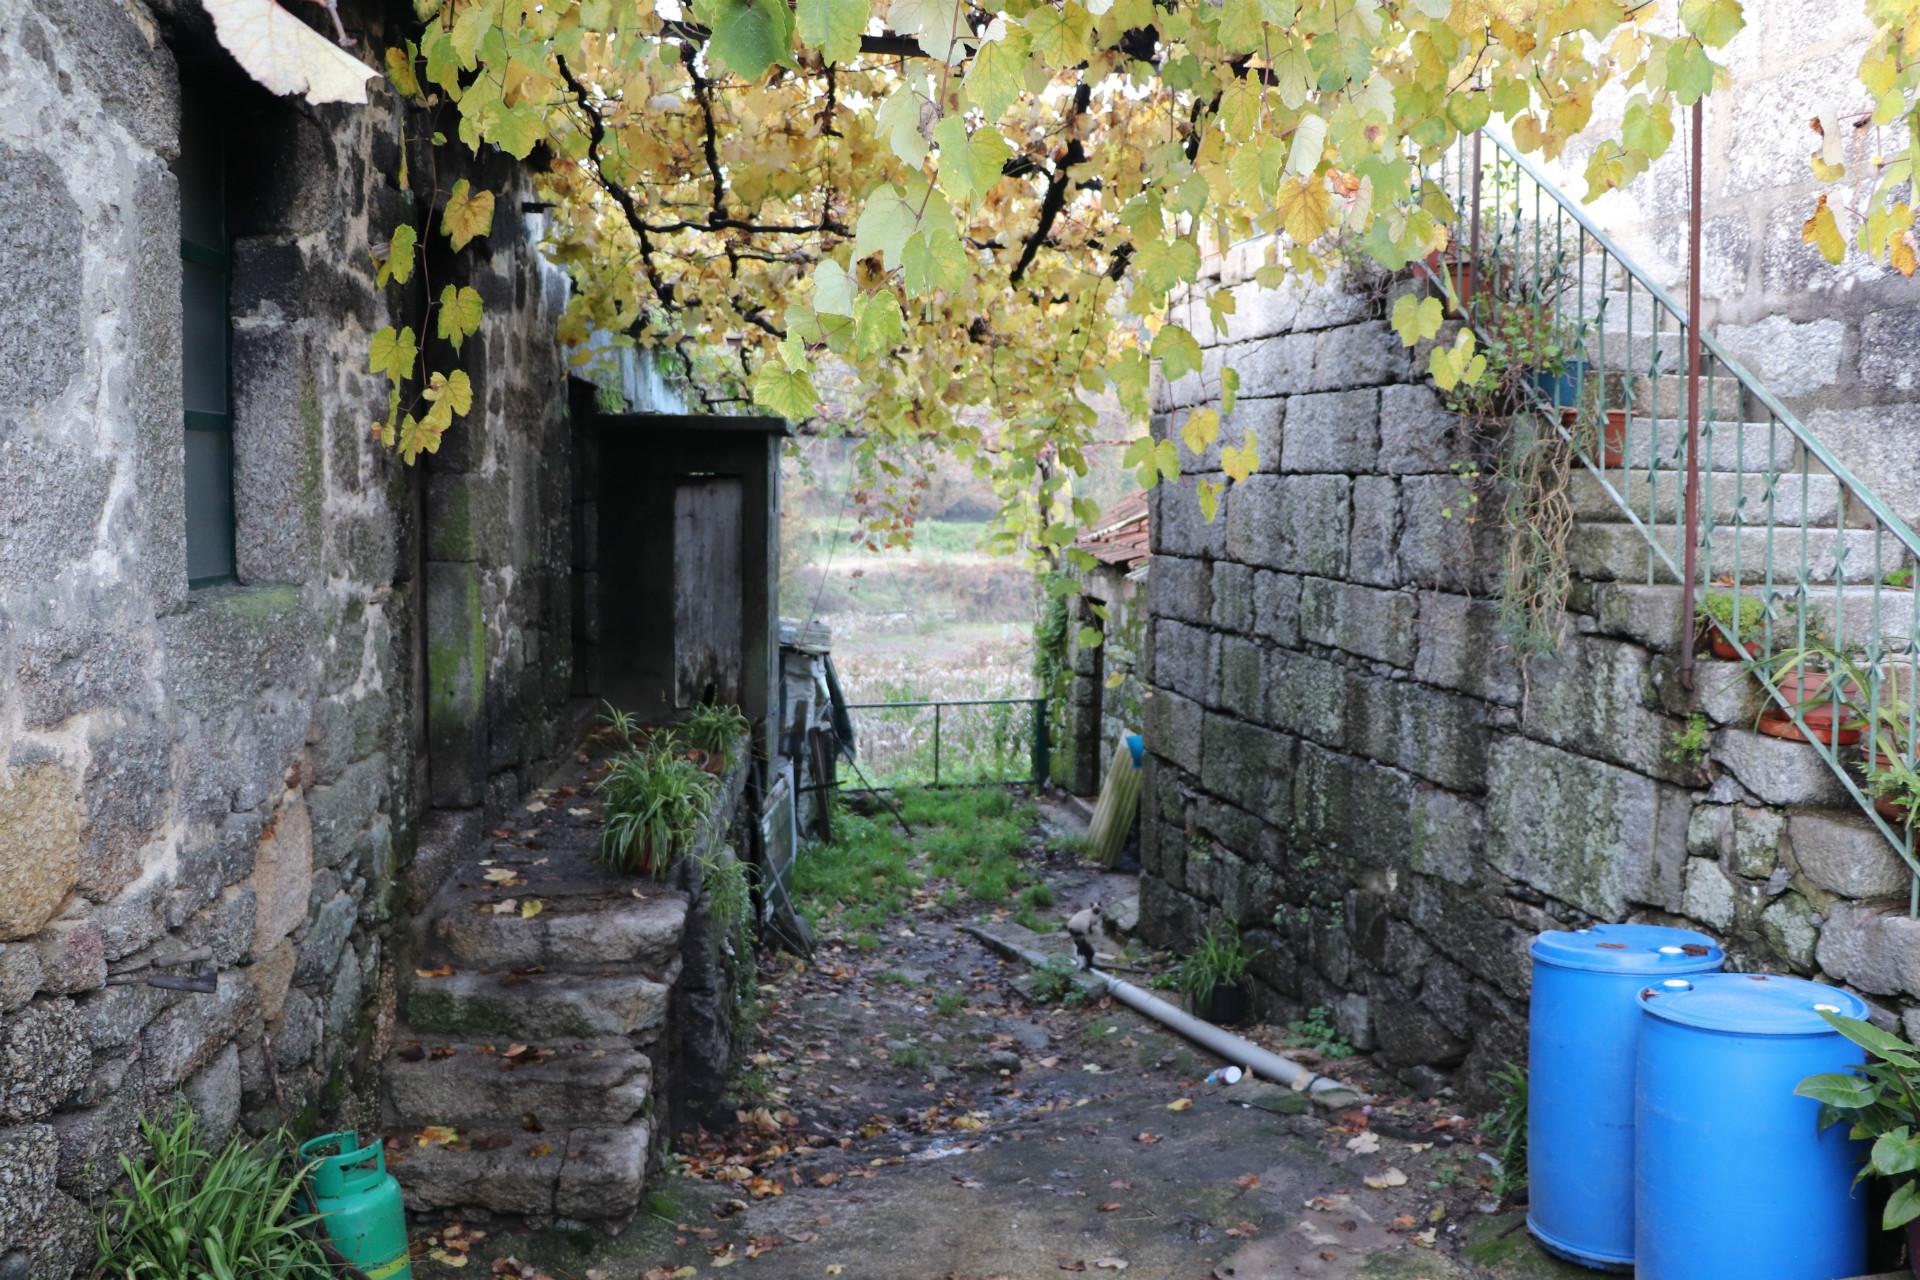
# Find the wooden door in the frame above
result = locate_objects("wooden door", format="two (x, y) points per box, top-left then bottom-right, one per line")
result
(673, 475), (745, 707)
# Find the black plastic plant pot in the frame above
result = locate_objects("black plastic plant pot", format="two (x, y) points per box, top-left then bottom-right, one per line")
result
(1192, 981), (1250, 1027)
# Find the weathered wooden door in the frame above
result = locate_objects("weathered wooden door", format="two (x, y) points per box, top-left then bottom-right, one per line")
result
(673, 475), (745, 707)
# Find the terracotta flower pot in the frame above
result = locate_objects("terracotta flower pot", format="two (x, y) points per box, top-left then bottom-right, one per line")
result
(1602, 408), (1629, 468)
(1759, 670), (1863, 745)
(1423, 251), (1508, 318)
(1866, 748), (1915, 826)
(1709, 634), (1765, 662)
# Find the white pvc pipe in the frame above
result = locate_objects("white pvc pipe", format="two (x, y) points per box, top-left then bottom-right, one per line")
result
(962, 925), (1365, 1103)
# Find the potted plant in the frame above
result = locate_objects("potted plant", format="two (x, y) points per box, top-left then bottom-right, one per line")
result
(1178, 922), (1259, 1027)
(595, 744), (719, 876)
(1864, 708), (1920, 827)
(1757, 647), (1866, 746)
(683, 703), (751, 774)
(1696, 589), (1788, 661)
(1797, 1012), (1920, 1270)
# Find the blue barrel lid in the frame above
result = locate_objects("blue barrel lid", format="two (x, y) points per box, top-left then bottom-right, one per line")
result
(1530, 923), (1724, 975)
(1638, 972), (1869, 1035)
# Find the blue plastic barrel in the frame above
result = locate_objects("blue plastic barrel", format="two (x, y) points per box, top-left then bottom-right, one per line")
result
(1528, 923), (1725, 1269)
(1635, 973), (1869, 1279)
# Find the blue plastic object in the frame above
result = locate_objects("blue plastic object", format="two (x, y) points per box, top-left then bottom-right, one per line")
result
(1531, 357), (1590, 408)
(1527, 923), (1725, 1269)
(1635, 973), (1869, 1280)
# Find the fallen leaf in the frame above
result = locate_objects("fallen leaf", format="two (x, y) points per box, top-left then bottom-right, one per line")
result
(521, 898), (544, 919)
(1364, 1167), (1409, 1190)
(483, 867), (520, 884)
(415, 965), (454, 979)
(1091, 1260), (1129, 1271)
(1346, 1132), (1381, 1154)
(1225, 1221), (1259, 1238)
(429, 1248), (471, 1267)
(827, 1268), (846, 1276)
(416, 1125), (460, 1147)
(528, 1141), (553, 1158)
(1098, 1202), (1122, 1212)
(1133, 1132), (1160, 1145)
(1166, 1098), (1193, 1112)
(1233, 1173), (1261, 1191)
(493, 899), (519, 915)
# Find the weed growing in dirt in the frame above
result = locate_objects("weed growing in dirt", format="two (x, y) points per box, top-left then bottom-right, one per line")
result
(1482, 1062), (1528, 1201)
(1285, 1006), (1354, 1058)
(873, 970), (917, 986)
(1028, 956), (1089, 1006)
(890, 1045), (931, 1070)
(1019, 882), (1055, 909)
(933, 989), (967, 1016)
(1011, 904), (1054, 933)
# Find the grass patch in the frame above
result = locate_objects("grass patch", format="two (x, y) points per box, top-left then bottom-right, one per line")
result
(795, 788), (1047, 940)
(890, 1045), (931, 1070)
(933, 989), (967, 1016)
(873, 969), (917, 986)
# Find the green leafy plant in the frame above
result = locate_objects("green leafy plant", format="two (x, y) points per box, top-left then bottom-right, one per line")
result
(1865, 706), (1920, 828)
(1797, 1012), (1920, 1230)
(1887, 567), (1914, 589)
(1697, 589), (1796, 656)
(1177, 922), (1258, 1010)
(93, 1109), (331, 1280)
(934, 989), (967, 1017)
(1029, 955), (1087, 1006)
(597, 746), (719, 876)
(684, 703), (751, 765)
(1666, 712), (1712, 768)
(1483, 1062), (1529, 1201)
(1285, 1006), (1353, 1059)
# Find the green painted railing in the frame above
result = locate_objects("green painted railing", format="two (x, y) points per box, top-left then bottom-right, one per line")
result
(1428, 129), (1920, 908)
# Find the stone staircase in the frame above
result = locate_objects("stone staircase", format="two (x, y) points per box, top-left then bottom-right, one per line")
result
(381, 778), (695, 1225)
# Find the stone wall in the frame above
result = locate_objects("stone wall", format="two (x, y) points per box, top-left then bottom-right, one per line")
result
(0, 3), (581, 1272)
(1137, 253), (1920, 1099)
(1059, 564), (1148, 797)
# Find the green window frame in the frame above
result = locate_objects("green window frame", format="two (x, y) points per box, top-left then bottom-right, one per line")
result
(179, 91), (236, 588)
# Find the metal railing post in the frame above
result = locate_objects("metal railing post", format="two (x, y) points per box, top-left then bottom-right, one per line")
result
(1031, 698), (1050, 786)
(932, 702), (942, 787)
(1678, 99), (1706, 690)
(1468, 132), (1483, 322)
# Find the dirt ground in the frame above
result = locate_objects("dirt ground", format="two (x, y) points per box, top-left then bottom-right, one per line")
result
(406, 795), (1591, 1280)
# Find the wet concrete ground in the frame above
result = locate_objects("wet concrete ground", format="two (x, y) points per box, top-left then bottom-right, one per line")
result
(406, 799), (1590, 1280)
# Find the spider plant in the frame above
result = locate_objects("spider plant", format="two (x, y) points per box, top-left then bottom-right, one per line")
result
(597, 745), (719, 876)
(1755, 645), (1869, 746)
(1864, 703), (1920, 828)
(683, 703), (751, 768)
(93, 1108), (331, 1280)
(1177, 922), (1260, 1025)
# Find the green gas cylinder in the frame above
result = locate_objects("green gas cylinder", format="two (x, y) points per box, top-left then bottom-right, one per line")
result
(298, 1132), (413, 1280)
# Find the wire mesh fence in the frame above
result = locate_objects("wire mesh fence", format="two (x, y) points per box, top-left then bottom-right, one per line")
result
(838, 697), (1048, 789)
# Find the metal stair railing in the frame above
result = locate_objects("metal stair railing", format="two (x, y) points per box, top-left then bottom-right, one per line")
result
(1423, 127), (1920, 909)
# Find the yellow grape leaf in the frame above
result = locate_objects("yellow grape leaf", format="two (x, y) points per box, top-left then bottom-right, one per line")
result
(1429, 346), (1458, 391)
(442, 179), (496, 252)
(521, 898), (544, 919)
(1221, 431), (1258, 482)
(1150, 324), (1203, 382)
(377, 224), (416, 288)
(1390, 293), (1443, 347)
(1803, 195), (1846, 265)
(1179, 407), (1220, 455)
(397, 413), (444, 464)
(1167, 1097), (1194, 1111)
(368, 326), (417, 382)
(202, 0), (376, 104)
(1893, 229), (1917, 278)
(1196, 478), (1221, 524)
(437, 284), (485, 353)
(416, 1125), (461, 1147)
(385, 44), (423, 101)
(423, 369), (473, 416)
(1274, 176), (1333, 245)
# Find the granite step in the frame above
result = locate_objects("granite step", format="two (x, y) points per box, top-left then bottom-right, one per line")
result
(403, 966), (675, 1043)
(1569, 523), (1883, 585)
(1607, 417), (1801, 473)
(384, 1034), (653, 1129)
(1570, 470), (1842, 527)
(386, 1122), (649, 1220)
(429, 885), (687, 976)
(1580, 582), (1920, 656)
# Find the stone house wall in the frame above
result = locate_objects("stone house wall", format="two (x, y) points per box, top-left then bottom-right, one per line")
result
(0, 3), (585, 1272)
(1549, 0), (1920, 523)
(1138, 251), (1920, 1099)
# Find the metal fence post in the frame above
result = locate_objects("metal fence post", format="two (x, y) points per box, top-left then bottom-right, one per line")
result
(1031, 698), (1050, 786)
(932, 702), (942, 787)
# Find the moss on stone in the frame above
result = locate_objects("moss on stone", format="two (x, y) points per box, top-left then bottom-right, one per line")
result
(214, 582), (301, 625)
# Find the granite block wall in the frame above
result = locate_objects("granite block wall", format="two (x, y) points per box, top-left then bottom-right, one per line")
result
(1138, 252), (1920, 1099)
(0, 3), (580, 1271)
